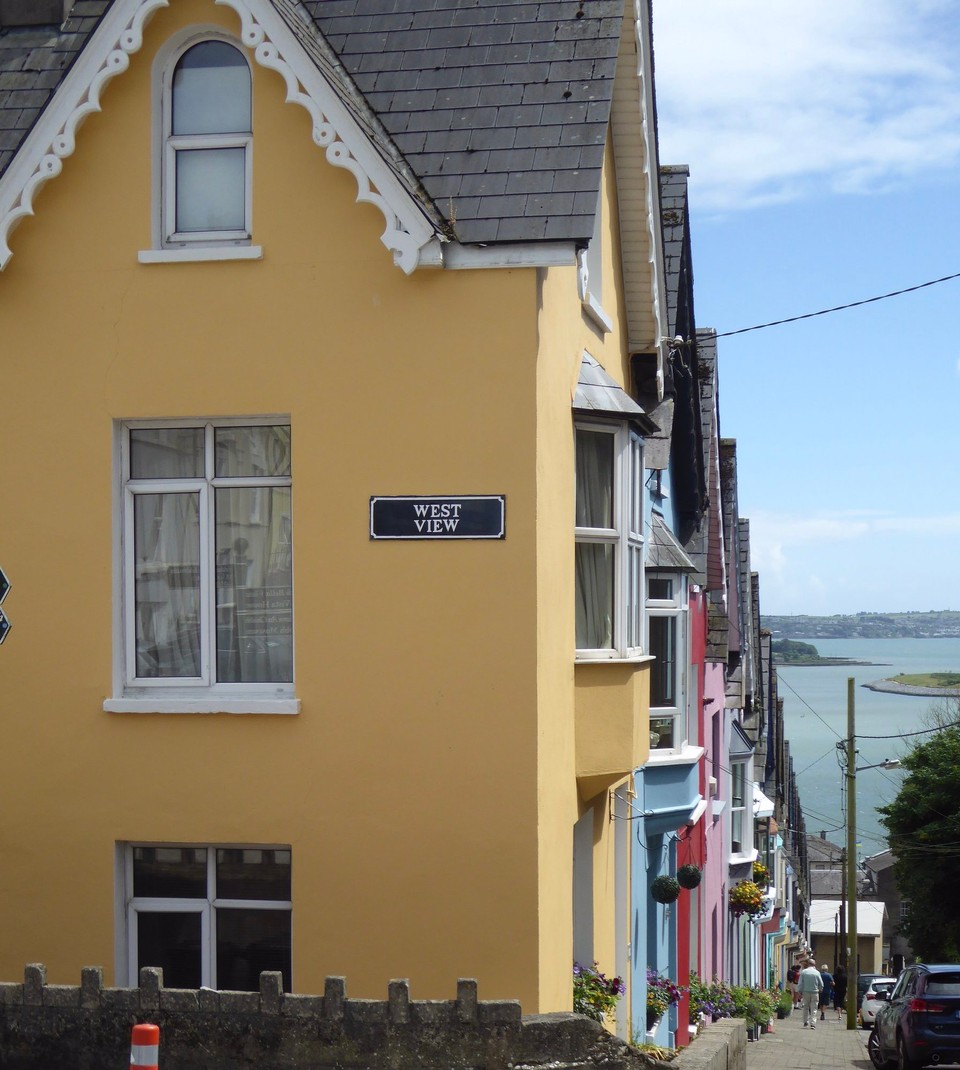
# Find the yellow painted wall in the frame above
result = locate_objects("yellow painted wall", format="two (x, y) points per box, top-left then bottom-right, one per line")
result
(0, 0), (554, 1007)
(533, 142), (650, 1012)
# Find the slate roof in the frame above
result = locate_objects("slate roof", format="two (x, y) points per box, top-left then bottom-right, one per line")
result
(1, 0), (625, 246)
(0, 1), (111, 178)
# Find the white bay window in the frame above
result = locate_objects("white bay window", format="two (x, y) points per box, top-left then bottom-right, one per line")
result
(647, 571), (687, 749)
(575, 422), (644, 657)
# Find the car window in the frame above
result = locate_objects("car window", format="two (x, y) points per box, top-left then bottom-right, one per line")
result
(925, 973), (960, 995)
(891, 971), (913, 999)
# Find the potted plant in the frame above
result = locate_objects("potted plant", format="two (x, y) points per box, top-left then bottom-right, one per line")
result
(646, 969), (685, 1033)
(753, 860), (770, 889)
(777, 990), (792, 1019)
(573, 962), (624, 1024)
(677, 863), (703, 889)
(650, 874), (681, 904)
(729, 879), (766, 917)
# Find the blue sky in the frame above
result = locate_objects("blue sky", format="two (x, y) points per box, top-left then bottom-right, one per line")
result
(652, 0), (960, 615)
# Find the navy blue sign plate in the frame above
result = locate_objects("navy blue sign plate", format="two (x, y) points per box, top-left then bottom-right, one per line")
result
(370, 496), (505, 540)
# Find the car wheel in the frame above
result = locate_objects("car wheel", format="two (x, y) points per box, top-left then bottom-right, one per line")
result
(869, 1028), (893, 1070)
(898, 1032), (924, 1070)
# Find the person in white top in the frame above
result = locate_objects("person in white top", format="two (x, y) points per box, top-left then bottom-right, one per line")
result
(797, 959), (824, 1028)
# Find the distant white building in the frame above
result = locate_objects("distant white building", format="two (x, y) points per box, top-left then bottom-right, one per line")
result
(809, 899), (886, 974)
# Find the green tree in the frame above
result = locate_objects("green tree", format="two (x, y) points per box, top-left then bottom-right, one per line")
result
(878, 722), (960, 959)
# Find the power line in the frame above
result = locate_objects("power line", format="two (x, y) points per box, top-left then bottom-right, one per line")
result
(714, 269), (960, 339)
(776, 673), (844, 740)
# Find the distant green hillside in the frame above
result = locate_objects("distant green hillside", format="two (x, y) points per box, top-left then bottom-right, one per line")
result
(763, 610), (960, 639)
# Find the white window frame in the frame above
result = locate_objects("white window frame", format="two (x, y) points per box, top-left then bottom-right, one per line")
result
(646, 569), (688, 751)
(577, 196), (613, 334)
(141, 27), (261, 263)
(106, 417), (298, 715)
(574, 421), (644, 660)
(730, 761), (747, 855)
(117, 843), (292, 988)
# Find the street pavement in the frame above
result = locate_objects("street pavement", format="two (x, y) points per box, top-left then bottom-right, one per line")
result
(746, 1006), (872, 1070)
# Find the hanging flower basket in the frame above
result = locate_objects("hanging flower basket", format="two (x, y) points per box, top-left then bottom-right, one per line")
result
(650, 875), (681, 903)
(677, 863), (703, 889)
(729, 879), (765, 917)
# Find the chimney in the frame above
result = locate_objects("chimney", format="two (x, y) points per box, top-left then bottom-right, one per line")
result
(0, 0), (68, 27)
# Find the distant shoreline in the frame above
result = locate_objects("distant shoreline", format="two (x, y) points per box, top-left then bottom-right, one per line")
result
(864, 679), (960, 697)
(774, 658), (887, 667)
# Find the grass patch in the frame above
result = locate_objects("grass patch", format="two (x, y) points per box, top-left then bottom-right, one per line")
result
(893, 672), (960, 688)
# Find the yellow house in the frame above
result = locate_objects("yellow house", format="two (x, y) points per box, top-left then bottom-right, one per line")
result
(0, 0), (669, 1019)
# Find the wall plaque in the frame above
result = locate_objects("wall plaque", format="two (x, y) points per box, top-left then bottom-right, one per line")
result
(370, 496), (505, 540)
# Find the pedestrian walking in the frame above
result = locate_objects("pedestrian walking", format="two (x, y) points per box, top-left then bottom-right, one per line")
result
(798, 959), (824, 1028)
(833, 965), (848, 1020)
(819, 963), (834, 1020)
(787, 963), (800, 1008)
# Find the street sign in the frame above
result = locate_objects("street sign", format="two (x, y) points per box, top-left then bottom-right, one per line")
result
(0, 608), (9, 645)
(0, 565), (9, 605)
(370, 495), (506, 540)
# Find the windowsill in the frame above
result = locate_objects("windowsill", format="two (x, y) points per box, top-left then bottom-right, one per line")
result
(581, 293), (613, 334)
(138, 246), (263, 264)
(575, 653), (655, 665)
(729, 848), (759, 866)
(104, 697), (300, 715)
(645, 745), (704, 767)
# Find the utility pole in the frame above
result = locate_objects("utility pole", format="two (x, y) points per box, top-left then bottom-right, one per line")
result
(845, 677), (858, 1030)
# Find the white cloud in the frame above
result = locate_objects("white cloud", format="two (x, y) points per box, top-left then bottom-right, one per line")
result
(652, 0), (960, 211)
(745, 508), (960, 613)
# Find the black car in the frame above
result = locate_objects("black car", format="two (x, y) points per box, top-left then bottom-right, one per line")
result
(870, 964), (960, 1070)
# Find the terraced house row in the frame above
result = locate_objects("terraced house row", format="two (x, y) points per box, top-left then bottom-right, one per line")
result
(0, 0), (812, 1047)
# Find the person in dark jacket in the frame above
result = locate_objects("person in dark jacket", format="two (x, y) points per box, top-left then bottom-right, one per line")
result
(833, 965), (848, 1019)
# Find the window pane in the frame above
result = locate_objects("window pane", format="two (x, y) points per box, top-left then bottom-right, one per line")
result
(648, 576), (673, 600)
(216, 908), (291, 992)
(215, 487), (293, 683)
(133, 846), (208, 897)
(575, 542), (614, 648)
(138, 911), (202, 989)
(134, 493), (201, 678)
(215, 426), (291, 477)
(575, 429), (614, 528)
(627, 544), (642, 649)
(131, 427), (203, 479)
(216, 848), (291, 901)
(649, 615), (676, 705)
(650, 716), (674, 749)
(176, 148), (245, 233)
(173, 42), (250, 135)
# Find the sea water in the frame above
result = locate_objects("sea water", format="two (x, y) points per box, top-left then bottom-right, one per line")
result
(774, 637), (960, 859)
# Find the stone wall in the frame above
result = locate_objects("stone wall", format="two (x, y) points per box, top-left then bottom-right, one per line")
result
(674, 1020), (747, 1070)
(0, 965), (668, 1070)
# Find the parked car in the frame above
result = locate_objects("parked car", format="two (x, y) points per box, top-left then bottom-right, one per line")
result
(861, 978), (896, 1028)
(860, 973), (887, 1003)
(870, 964), (960, 1070)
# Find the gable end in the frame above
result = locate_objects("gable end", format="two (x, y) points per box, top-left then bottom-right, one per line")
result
(0, 0), (441, 273)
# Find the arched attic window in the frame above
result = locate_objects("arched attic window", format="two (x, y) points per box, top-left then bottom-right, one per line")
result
(163, 39), (252, 246)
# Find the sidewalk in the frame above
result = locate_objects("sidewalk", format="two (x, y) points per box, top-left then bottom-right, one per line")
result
(746, 1007), (872, 1070)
